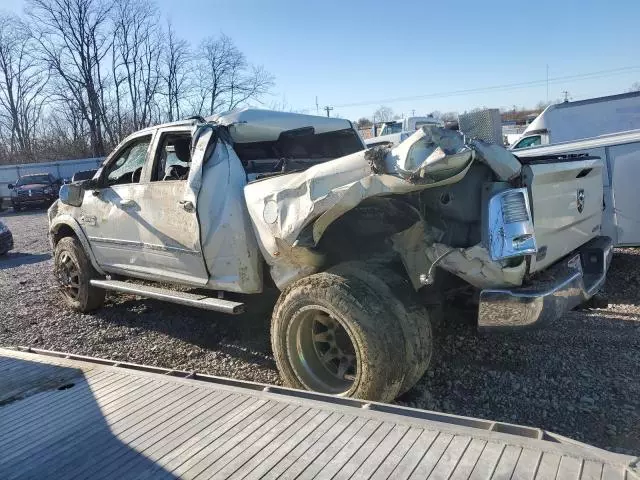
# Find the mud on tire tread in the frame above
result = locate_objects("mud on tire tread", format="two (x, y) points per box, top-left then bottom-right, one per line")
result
(330, 261), (433, 395)
(54, 236), (105, 312)
(271, 271), (406, 402)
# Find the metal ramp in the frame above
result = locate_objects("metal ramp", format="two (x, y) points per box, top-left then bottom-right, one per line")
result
(0, 347), (637, 479)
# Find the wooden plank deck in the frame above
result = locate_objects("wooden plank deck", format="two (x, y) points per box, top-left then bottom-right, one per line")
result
(0, 347), (637, 479)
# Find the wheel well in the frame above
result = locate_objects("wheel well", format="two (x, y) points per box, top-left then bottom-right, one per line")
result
(316, 196), (420, 267)
(52, 224), (77, 246)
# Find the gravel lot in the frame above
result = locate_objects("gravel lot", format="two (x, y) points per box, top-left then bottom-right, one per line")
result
(1, 209), (639, 455)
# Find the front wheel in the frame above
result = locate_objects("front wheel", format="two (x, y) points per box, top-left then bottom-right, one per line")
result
(53, 236), (105, 312)
(271, 271), (406, 402)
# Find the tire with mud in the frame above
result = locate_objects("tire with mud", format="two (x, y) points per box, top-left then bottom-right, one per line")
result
(53, 236), (105, 312)
(271, 270), (406, 402)
(330, 261), (433, 395)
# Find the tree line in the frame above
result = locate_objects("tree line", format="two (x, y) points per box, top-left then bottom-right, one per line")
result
(0, 0), (274, 165)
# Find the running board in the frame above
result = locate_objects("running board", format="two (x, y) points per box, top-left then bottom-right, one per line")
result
(89, 279), (245, 314)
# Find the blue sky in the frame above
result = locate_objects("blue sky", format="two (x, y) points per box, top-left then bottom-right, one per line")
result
(4, 0), (640, 120)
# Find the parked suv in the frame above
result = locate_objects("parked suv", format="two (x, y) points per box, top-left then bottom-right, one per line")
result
(9, 173), (62, 211)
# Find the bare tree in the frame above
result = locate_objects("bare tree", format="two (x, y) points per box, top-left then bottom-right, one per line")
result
(356, 117), (372, 129)
(111, 0), (163, 133)
(27, 0), (113, 156)
(629, 82), (640, 93)
(2, 0), (278, 164)
(161, 21), (191, 122)
(0, 14), (49, 162)
(193, 34), (273, 115)
(373, 105), (394, 122)
(440, 111), (458, 122)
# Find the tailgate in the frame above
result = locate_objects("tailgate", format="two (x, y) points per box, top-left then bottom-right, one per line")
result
(522, 158), (603, 272)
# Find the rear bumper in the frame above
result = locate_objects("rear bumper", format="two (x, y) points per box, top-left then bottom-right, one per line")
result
(478, 236), (613, 330)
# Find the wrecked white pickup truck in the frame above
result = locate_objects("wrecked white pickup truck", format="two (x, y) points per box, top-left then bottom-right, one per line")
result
(48, 108), (612, 402)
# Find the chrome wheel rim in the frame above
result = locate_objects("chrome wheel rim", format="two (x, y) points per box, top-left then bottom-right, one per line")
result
(56, 251), (80, 301)
(287, 306), (358, 394)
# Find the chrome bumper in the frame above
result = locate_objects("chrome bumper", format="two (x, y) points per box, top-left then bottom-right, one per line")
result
(478, 236), (613, 330)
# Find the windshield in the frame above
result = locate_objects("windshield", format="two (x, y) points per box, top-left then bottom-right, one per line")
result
(513, 135), (542, 149)
(16, 174), (50, 186)
(380, 123), (402, 135)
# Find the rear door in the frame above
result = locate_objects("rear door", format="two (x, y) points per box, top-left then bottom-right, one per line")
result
(522, 158), (604, 272)
(132, 125), (210, 286)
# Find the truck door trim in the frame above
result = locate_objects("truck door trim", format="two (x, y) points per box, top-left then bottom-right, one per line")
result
(87, 236), (202, 256)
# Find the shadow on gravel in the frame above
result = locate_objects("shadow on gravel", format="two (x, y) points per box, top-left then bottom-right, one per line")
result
(0, 252), (51, 270)
(0, 207), (49, 218)
(92, 293), (277, 368)
(605, 249), (640, 306)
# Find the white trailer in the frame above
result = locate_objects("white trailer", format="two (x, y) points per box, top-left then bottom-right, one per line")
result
(515, 129), (640, 246)
(511, 91), (640, 150)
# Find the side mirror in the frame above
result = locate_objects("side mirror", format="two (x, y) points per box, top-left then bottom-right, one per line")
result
(81, 177), (99, 189)
(8, 184), (13, 190)
(59, 183), (85, 207)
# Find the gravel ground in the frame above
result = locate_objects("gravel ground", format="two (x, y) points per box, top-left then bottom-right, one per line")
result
(1, 209), (639, 455)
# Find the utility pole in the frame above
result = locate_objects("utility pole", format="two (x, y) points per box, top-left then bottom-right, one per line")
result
(411, 109), (416, 117)
(315, 96), (319, 115)
(324, 106), (333, 117)
(562, 90), (570, 102)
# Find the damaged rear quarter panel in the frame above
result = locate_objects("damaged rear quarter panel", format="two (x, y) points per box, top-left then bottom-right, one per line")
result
(243, 128), (477, 289)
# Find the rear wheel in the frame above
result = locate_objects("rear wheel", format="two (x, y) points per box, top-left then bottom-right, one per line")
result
(271, 270), (406, 402)
(330, 261), (434, 395)
(54, 236), (105, 312)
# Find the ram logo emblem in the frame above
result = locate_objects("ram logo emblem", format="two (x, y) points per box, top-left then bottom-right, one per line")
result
(577, 189), (585, 213)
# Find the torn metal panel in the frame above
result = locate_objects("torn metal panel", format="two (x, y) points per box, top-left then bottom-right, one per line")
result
(198, 139), (263, 293)
(391, 221), (436, 290)
(426, 242), (527, 289)
(392, 221), (527, 290)
(245, 127), (477, 288)
(470, 139), (522, 181)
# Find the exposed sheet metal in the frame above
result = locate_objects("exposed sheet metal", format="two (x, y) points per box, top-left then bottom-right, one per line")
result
(392, 221), (528, 290)
(244, 127), (477, 289)
(0, 347), (637, 480)
(193, 130), (263, 293)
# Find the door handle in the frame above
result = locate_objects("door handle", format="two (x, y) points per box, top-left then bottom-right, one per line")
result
(178, 200), (195, 212)
(119, 199), (137, 208)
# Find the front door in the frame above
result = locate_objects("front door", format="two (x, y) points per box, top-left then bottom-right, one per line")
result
(81, 133), (154, 274)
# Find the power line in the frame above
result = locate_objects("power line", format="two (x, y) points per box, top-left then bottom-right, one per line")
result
(317, 65), (640, 110)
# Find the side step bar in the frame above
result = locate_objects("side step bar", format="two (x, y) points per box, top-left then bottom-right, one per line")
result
(89, 279), (245, 314)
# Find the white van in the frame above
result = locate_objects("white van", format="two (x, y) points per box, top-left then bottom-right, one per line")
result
(515, 129), (640, 246)
(511, 91), (640, 150)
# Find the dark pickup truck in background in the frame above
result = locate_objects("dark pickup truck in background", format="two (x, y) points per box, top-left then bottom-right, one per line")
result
(8, 173), (62, 211)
